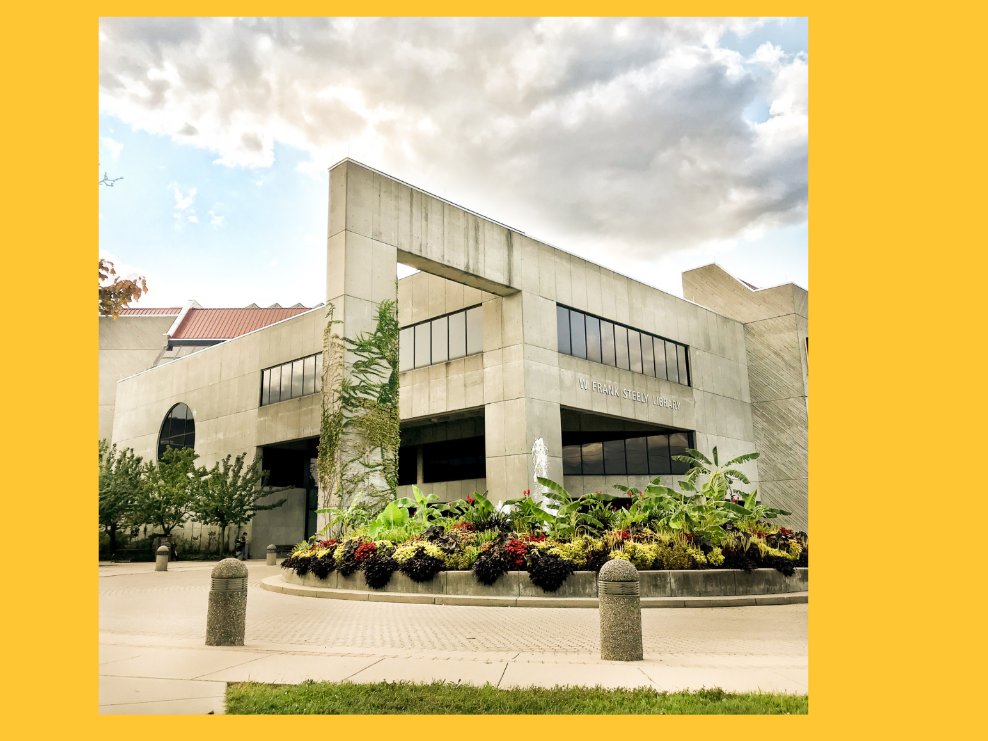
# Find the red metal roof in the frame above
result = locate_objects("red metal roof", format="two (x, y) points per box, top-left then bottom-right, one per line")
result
(170, 307), (311, 340)
(117, 307), (182, 316)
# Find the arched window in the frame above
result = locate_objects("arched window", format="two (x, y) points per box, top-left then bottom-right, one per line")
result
(158, 403), (195, 460)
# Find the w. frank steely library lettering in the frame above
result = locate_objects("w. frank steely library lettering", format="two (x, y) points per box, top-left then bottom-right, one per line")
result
(578, 378), (682, 411)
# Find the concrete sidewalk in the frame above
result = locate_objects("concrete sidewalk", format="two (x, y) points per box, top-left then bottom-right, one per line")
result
(98, 632), (808, 714)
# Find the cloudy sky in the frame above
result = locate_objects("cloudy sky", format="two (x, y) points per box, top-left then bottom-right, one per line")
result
(99, 17), (807, 309)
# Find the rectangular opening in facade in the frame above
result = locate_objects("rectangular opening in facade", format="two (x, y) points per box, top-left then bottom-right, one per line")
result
(559, 408), (693, 477)
(398, 409), (485, 487)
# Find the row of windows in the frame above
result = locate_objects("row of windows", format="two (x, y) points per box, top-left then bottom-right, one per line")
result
(562, 432), (693, 477)
(398, 306), (484, 372)
(260, 353), (323, 406)
(557, 306), (690, 386)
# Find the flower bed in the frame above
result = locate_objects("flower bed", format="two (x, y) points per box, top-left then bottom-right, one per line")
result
(281, 524), (808, 594)
(284, 449), (806, 594)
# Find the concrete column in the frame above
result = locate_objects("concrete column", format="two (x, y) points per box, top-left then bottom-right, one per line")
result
(416, 444), (424, 485)
(484, 290), (563, 503)
(598, 559), (643, 661)
(266, 544), (277, 566)
(318, 163), (400, 530)
(154, 546), (169, 572)
(205, 559), (248, 647)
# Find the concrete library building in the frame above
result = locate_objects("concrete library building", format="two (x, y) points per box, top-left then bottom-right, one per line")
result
(103, 160), (809, 551)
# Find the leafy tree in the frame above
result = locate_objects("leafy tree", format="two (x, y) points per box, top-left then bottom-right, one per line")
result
(131, 447), (203, 537)
(99, 258), (148, 318)
(192, 453), (290, 555)
(98, 439), (146, 557)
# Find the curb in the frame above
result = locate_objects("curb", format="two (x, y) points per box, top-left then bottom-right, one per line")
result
(259, 575), (808, 608)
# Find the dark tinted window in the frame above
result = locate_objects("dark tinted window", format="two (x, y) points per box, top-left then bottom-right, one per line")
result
(556, 305), (571, 354)
(601, 320), (616, 366)
(562, 445), (582, 475)
(292, 359), (304, 399)
(422, 436), (486, 483)
(625, 437), (648, 475)
(586, 316), (602, 363)
(269, 365), (281, 404)
(647, 435), (671, 475)
(677, 345), (689, 386)
(570, 310), (587, 359)
(302, 355), (316, 396)
(665, 341), (679, 384)
(653, 337), (667, 380)
(398, 446), (418, 486)
(603, 439), (627, 475)
(158, 403), (195, 460)
(669, 432), (690, 474)
(614, 325), (630, 370)
(261, 369), (270, 406)
(314, 354), (322, 392)
(628, 329), (643, 374)
(581, 442), (604, 475)
(280, 361), (293, 400)
(641, 335), (655, 377)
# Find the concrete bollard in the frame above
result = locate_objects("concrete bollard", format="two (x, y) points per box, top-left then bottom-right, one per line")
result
(598, 559), (643, 661)
(205, 559), (248, 646)
(266, 544), (277, 566)
(155, 545), (170, 572)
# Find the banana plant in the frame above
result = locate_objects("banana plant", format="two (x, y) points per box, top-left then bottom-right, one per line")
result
(531, 477), (618, 538)
(673, 446), (760, 503)
(719, 489), (792, 521)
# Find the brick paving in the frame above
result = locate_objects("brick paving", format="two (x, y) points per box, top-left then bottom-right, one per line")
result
(99, 562), (807, 657)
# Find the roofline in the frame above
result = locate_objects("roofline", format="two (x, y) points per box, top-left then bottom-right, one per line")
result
(683, 262), (808, 293)
(329, 157), (523, 234)
(165, 299), (202, 338)
(116, 305), (327, 385)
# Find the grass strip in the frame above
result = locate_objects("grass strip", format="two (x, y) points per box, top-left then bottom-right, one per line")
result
(226, 680), (807, 715)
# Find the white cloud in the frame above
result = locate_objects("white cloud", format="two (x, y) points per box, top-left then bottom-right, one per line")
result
(101, 136), (123, 161)
(99, 17), (807, 256)
(188, 213), (198, 223)
(99, 250), (146, 283)
(169, 183), (196, 210)
(264, 258), (278, 268)
(208, 209), (224, 226)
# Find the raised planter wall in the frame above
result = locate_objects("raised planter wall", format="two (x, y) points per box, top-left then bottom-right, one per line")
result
(281, 568), (808, 599)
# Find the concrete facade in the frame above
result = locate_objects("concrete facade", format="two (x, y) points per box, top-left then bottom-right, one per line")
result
(108, 160), (808, 549)
(683, 264), (809, 529)
(99, 314), (174, 441)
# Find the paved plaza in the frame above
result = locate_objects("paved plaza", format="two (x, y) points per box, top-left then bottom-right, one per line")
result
(99, 560), (809, 714)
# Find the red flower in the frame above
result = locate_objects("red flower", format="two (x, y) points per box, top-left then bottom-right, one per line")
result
(317, 539), (337, 548)
(353, 542), (378, 563)
(505, 539), (529, 567)
(467, 495), (474, 505)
